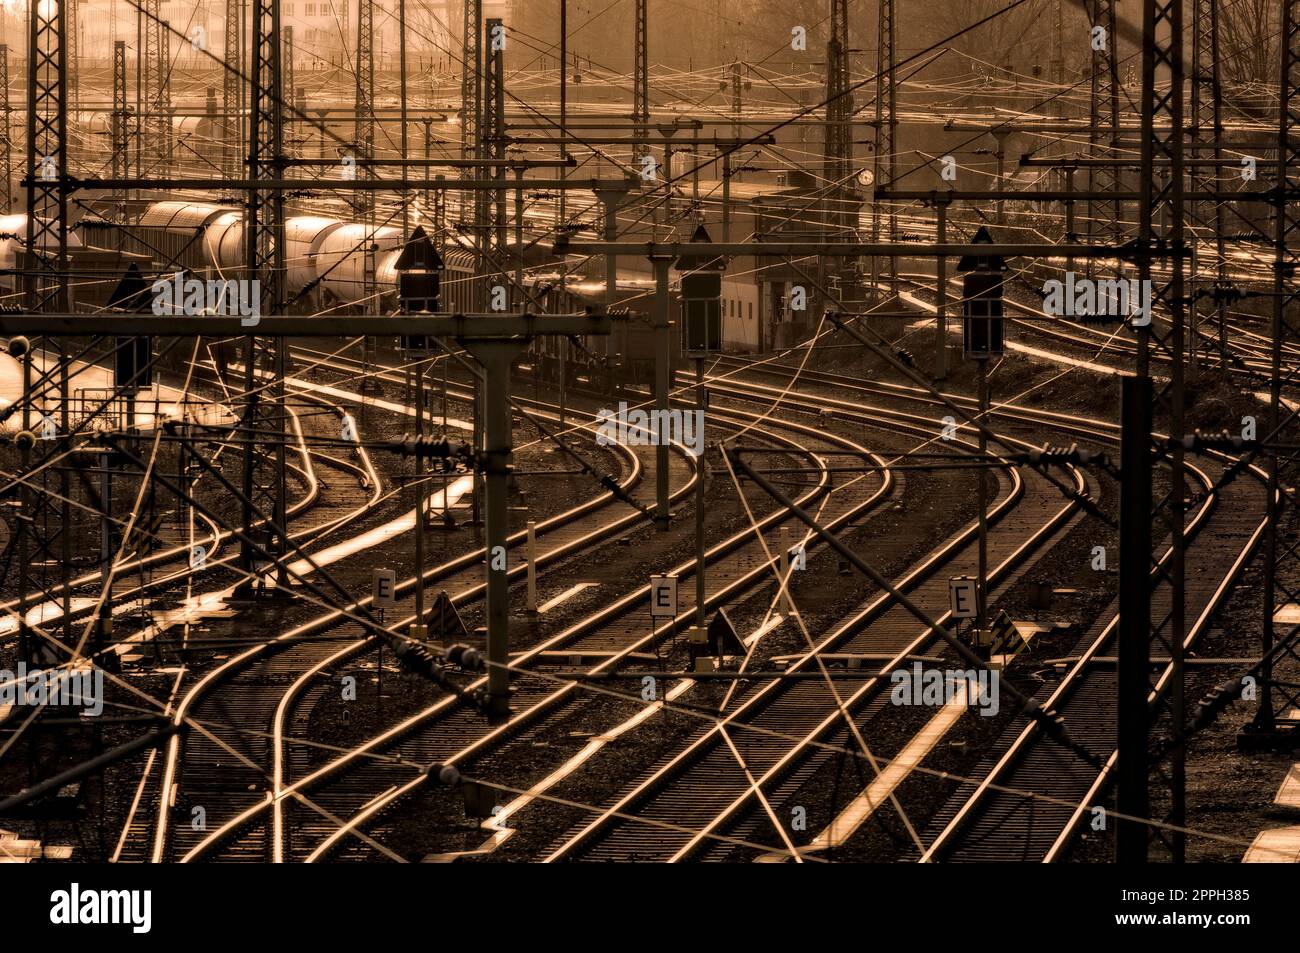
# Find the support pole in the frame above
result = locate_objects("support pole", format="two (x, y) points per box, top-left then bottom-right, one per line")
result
(722, 151), (731, 242)
(976, 357), (989, 631)
(993, 131), (1008, 225)
(1136, 0), (1187, 862)
(412, 351), (427, 638)
(558, 0), (568, 416)
(780, 525), (794, 614)
(526, 519), (538, 613)
(695, 357), (707, 633)
(594, 185), (630, 358)
(461, 338), (525, 723)
(876, 0), (897, 296)
(283, 26), (296, 158)
(633, 0), (648, 160)
(1248, 0), (1300, 745)
(235, 0), (290, 597)
(1191, 0), (1225, 373)
(514, 167), (524, 304)
(20, 0), (71, 664)
(652, 254), (672, 528)
(486, 18), (506, 280)
(111, 41), (128, 223)
(1064, 165), (1076, 275)
(98, 448), (113, 657)
(1088, 0), (1122, 271)
(354, 0), (375, 223)
(224, 0), (241, 177)
(1, 45), (12, 213)
(934, 197), (949, 380)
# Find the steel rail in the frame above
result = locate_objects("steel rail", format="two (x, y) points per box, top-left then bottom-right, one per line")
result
(296, 401), (889, 863)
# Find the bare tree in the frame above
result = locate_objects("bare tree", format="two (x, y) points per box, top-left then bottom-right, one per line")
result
(941, 0), (1054, 80)
(1218, 0), (1278, 91)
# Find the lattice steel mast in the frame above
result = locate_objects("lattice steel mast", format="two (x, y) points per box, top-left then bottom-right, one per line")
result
(1087, 0), (1122, 273)
(1117, 0), (1188, 864)
(143, 0), (169, 173)
(283, 24), (296, 158)
(236, 0), (290, 594)
(461, 0), (482, 164)
(225, 0), (242, 176)
(824, 0), (854, 293)
(634, 0), (648, 161)
(485, 16), (506, 297)
(112, 39), (130, 223)
(872, 0), (896, 293)
(0, 45), (11, 213)
(66, 0), (77, 142)
(1248, 0), (1300, 747)
(463, 0), (483, 308)
(18, 0), (73, 663)
(1190, 0), (1228, 371)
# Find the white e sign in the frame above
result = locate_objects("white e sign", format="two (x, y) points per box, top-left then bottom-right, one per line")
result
(649, 574), (678, 619)
(949, 576), (978, 619)
(372, 568), (398, 608)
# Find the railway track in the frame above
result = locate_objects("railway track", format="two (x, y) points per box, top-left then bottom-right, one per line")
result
(130, 356), (695, 861)
(712, 348), (1268, 862)
(173, 357), (896, 862)
(291, 414), (889, 861)
(918, 458), (1267, 862)
(536, 366), (1092, 861)
(0, 365), (375, 653)
(249, 407), (879, 861)
(10, 285), (1272, 867)
(105, 381), (408, 857)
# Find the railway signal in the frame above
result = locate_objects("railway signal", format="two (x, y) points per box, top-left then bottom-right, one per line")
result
(955, 227), (1004, 638)
(958, 226), (1006, 360)
(107, 264), (154, 396)
(677, 223), (724, 356)
(705, 608), (744, 658)
(395, 227), (443, 640)
(394, 224), (443, 350)
(675, 224), (723, 642)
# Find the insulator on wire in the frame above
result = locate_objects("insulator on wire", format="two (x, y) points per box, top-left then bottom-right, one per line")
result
(1184, 431), (1253, 452)
(391, 435), (466, 459)
(1210, 282), (1246, 305)
(445, 643), (483, 671)
(427, 763), (461, 786)
(1192, 677), (1247, 731)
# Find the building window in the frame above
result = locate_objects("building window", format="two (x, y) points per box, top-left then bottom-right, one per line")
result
(305, 2), (315, 15)
(748, 302), (753, 320)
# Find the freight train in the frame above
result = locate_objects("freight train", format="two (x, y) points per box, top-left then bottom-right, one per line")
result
(0, 201), (770, 393)
(72, 201), (695, 389)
